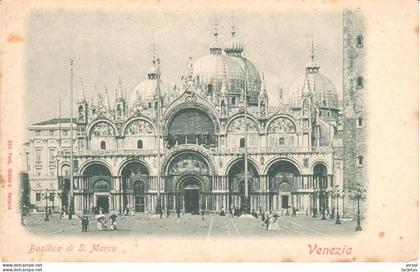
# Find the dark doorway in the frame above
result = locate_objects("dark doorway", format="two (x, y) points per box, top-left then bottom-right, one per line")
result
(135, 196), (145, 212)
(96, 196), (109, 213)
(281, 195), (289, 209)
(133, 181), (146, 212)
(184, 187), (199, 214)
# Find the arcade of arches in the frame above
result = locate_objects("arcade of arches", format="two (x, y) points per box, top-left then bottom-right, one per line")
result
(69, 156), (333, 214)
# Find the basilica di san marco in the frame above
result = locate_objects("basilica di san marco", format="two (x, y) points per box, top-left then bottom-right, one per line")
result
(64, 34), (340, 217)
(24, 12), (366, 233)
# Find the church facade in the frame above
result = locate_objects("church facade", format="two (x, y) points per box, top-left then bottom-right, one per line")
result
(25, 14), (366, 217)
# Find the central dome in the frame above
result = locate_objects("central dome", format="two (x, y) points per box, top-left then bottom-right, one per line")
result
(191, 26), (261, 102)
(192, 54), (261, 100)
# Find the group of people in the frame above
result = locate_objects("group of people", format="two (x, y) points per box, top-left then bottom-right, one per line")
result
(310, 207), (335, 218)
(79, 210), (118, 232)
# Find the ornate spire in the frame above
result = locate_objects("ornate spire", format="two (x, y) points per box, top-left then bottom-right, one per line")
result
(104, 86), (111, 110)
(301, 74), (312, 97)
(260, 73), (267, 97)
(148, 42), (160, 80)
(306, 40), (320, 73)
(78, 78), (86, 103)
(279, 88), (284, 103)
(186, 56), (193, 79)
(116, 77), (124, 102)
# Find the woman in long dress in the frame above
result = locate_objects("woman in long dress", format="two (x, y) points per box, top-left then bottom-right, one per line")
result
(96, 218), (103, 231)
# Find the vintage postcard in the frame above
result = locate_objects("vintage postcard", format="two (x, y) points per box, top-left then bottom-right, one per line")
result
(0, 0), (418, 263)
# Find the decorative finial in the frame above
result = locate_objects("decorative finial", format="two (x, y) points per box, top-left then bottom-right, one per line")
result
(152, 41), (159, 64)
(213, 20), (218, 38)
(306, 39), (320, 73)
(311, 40), (315, 62)
(230, 11), (237, 37)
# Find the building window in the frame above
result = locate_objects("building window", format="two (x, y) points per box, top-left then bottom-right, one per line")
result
(63, 129), (69, 136)
(50, 193), (55, 201)
(358, 155), (364, 166)
(279, 137), (285, 146)
(358, 117), (363, 127)
(207, 84), (213, 95)
(49, 130), (55, 136)
(49, 149), (56, 161)
(36, 193), (41, 202)
(356, 34), (364, 48)
(319, 111), (323, 117)
(148, 102), (152, 109)
(356, 76), (364, 89)
(232, 97), (236, 105)
(35, 150), (41, 163)
(239, 138), (245, 148)
(137, 139), (143, 149)
(35, 130), (41, 137)
(50, 168), (55, 176)
(36, 168), (41, 176)
(327, 111), (331, 117)
(100, 141), (106, 150)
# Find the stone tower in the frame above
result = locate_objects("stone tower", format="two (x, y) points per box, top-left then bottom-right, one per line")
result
(342, 8), (367, 218)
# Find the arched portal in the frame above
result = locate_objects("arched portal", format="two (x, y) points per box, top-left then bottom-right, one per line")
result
(227, 159), (258, 211)
(313, 163), (328, 187)
(166, 108), (216, 148)
(82, 163), (112, 177)
(165, 151), (212, 213)
(266, 160), (300, 211)
(80, 162), (112, 214)
(313, 163), (329, 216)
(120, 161), (150, 212)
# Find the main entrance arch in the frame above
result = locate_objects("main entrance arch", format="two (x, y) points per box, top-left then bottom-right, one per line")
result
(165, 150), (212, 213)
(178, 176), (202, 214)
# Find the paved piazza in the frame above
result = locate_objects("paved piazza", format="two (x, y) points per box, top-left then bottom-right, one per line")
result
(23, 213), (357, 237)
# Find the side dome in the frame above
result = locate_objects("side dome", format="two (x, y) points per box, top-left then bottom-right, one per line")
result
(287, 72), (339, 110)
(129, 78), (170, 107)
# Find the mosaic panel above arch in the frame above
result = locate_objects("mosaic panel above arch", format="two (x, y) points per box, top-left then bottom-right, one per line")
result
(168, 153), (210, 176)
(268, 117), (296, 133)
(125, 120), (154, 136)
(227, 117), (258, 133)
(90, 121), (115, 136)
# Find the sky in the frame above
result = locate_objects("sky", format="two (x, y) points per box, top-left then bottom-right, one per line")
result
(25, 9), (343, 129)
